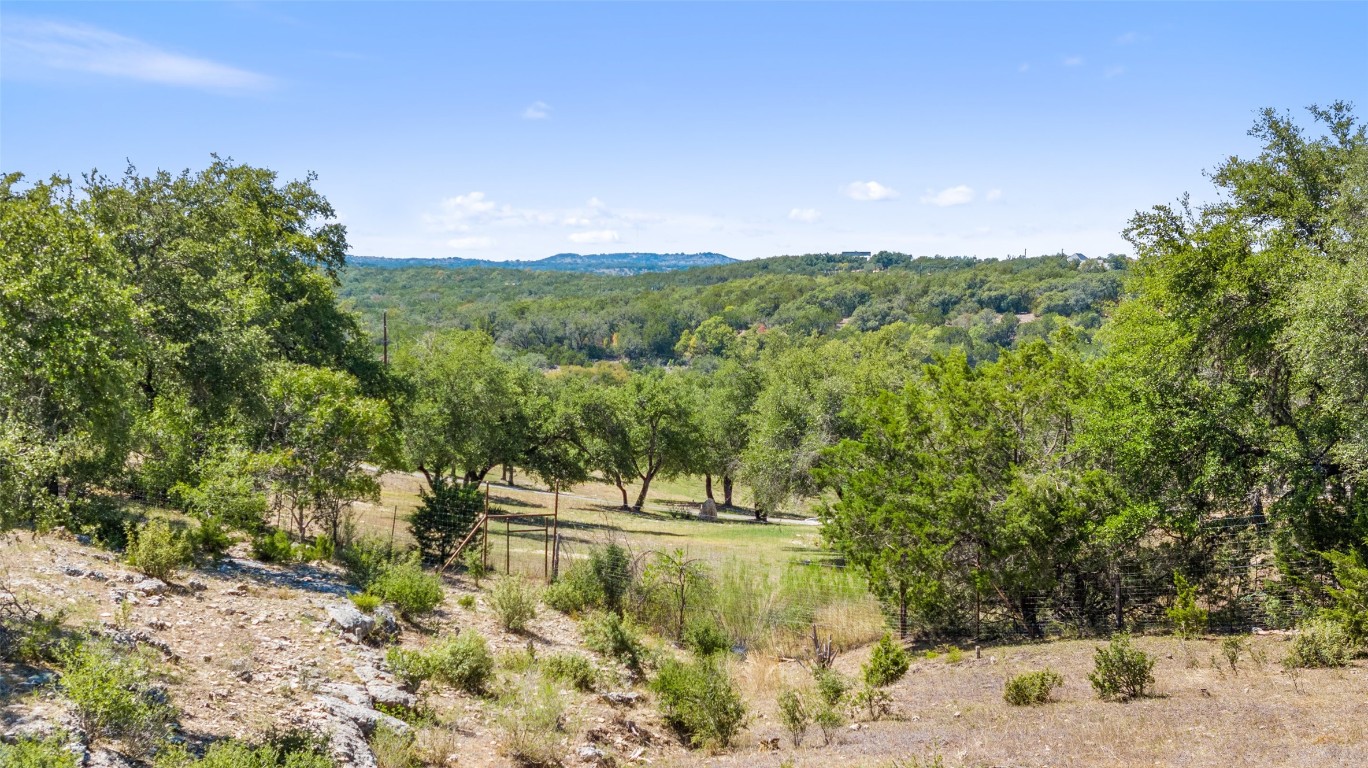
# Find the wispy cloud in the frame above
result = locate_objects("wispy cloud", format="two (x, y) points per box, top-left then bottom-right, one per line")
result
(1063, 55), (1085, 67)
(985, 188), (1003, 202)
(787, 208), (821, 223)
(841, 181), (898, 201)
(1, 18), (274, 91)
(1104, 66), (1127, 79)
(1018, 62), (1031, 73)
(920, 185), (976, 207)
(522, 100), (551, 120)
(446, 236), (494, 250)
(569, 229), (620, 244)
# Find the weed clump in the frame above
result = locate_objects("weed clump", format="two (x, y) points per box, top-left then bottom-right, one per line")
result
(650, 656), (747, 749)
(542, 652), (598, 691)
(426, 629), (494, 694)
(0, 733), (78, 768)
(683, 616), (730, 657)
(1284, 616), (1352, 669)
(776, 687), (809, 747)
(251, 530), (295, 564)
(1088, 634), (1155, 701)
(370, 558), (444, 619)
(349, 592), (382, 613)
(125, 518), (193, 581)
(495, 673), (572, 767)
(59, 640), (176, 753)
(1167, 572), (1208, 639)
(1003, 668), (1063, 706)
(581, 611), (647, 675)
(489, 574), (539, 632)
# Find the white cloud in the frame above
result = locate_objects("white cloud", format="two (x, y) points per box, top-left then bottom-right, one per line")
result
(446, 236), (494, 249)
(1063, 55), (1085, 67)
(1018, 62), (1031, 73)
(841, 181), (898, 201)
(522, 100), (551, 120)
(568, 229), (620, 244)
(1104, 66), (1127, 79)
(920, 185), (976, 207)
(1, 18), (273, 91)
(985, 188), (1003, 202)
(787, 208), (821, 223)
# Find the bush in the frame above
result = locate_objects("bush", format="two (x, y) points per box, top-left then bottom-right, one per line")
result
(385, 646), (435, 692)
(370, 723), (419, 768)
(1284, 616), (1353, 669)
(427, 629), (494, 694)
(683, 615), (730, 657)
(125, 518), (193, 581)
(462, 546), (489, 588)
(649, 656), (747, 749)
(489, 574), (539, 632)
(495, 673), (571, 767)
(153, 738), (332, 768)
(59, 640), (176, 753)
(1003, 668), (1063, 706)
(542, 652), (598, 692)
(543, 560), (605, 615)
(298, 534), (335, 563)
(592, 543), (633, 615)
(409, 477), (482, 567)
(581, 611), (647, 675)
(252, 530), (295, 564)
(370, 559), (445, 619)
(810, 669), (848, 744)
(776, 688), (809, 747)
(190, 516), (232, 560)
(851, 683), (894, 721)
(0, 734), (78, 768)
(339, 537), (400, 589)
(1167, 572), (1208, 639)
(1088, 634), (1155, 701)
(350, 592), (382, 613)
(862, 633), (910, 688)
(457, 594), (476, 610)
(0, 594), (65, 664)
(1323, 547), (1368, 650)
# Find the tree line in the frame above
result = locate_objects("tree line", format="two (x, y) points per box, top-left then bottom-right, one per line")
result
(3, 105), (1365, 644)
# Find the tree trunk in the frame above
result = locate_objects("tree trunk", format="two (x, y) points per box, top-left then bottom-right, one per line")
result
(722, 475), (734, 508)
(633, 473), (655, 512)
(616, 479), (630, 510)
(704, 474), (714, 501)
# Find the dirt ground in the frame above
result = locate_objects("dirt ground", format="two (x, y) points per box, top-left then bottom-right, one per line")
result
(3, 531), (1366, 768)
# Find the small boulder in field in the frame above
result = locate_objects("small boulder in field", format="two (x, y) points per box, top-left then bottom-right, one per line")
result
(327, 603), (376, 644)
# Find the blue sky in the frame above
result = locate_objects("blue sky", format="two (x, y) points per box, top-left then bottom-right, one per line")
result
(3, 2), (1365, 261)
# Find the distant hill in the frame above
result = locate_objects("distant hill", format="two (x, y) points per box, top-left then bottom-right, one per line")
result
(346, 252), (736, 275)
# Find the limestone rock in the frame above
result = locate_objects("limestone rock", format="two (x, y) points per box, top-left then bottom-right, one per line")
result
(698, 498), (718, 521)
(326, 603), (375, 644)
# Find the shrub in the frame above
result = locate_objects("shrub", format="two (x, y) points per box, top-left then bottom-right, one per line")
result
(495, 673), (571, 767)
(498, 645), (538, 674)
(0, 734), (78, 768)
(851, 683), (894, 721)
(125, 518), (193, 581)
(581, 611), (647, 674)
(252, 530), (295, 564)
(153, 738), (332, 768)
(370, 559), (445, 619)
(462, 546), (489, 588)
(1284, 616), (1353, 669)
(0, 596), (65, 664)
(683, 615), (730, 657)
(812, 668), (849, 708)
(59, 640), (175, 753)
(370, 723), (419, 768)
(1167, 573), (1208, 639)
(190, 516), (232, 560)
(298, 534), (335, 563)
(409, 477), (482, 567)
(543, 560), (605, 615)
(427, 629), (494, 694)
(1003, 668), (1063, 706)
(542, 652), (598, 692)
(339, 537), (399, 589)
(650, 656), (747, 749)
(457, 594), (476, 610)
(777, 688), (809, 747)
(1323, 547), (1368, 649)
(862, 633), (910, 688)
(1220, 635), (1246, 673)
(489, 574), (539, 632)
(350, 592), (382, 613)
(385, 646), (435, 692)
(1088, 634), (1156, 701)
(591, 543), (633, 615)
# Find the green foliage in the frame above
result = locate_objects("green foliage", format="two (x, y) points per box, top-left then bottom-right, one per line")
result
(851, 682), (894, 721)
(591, 543), (633, 614)
(369, 723), (419, 768)
(776, 688), (809, 747)
(488, 574), (539, 632)
(1220, 636), (1246, 673)
(385, 646), (435, 692)
(1003, 668), (1063, 706)
(649, 656), (747, 749)
(541, 652), (598, 692)
(809, 670), (849, 743)
(426, 630), (494, 694)
(252, 530), (296, 564)
(59, 640), (175, 753)
(0, 594), (66, 664)
(494, 673), (571, 767)
(862, 633), (910, 688)
(125, 518), (193, 581)
(1283, 617), (1353, 669)
(1167, 573), (1208, 639)
(543, 560), (605, 615)
(635, 548), (714, 640)
(683, 615), (730, 657)
(349, 593), (382, 613)
(461, 546), (489, 587)
(581, 611), (647, 675)
(369, 558), (444, 618)
(1322, 547), (1368, 649)
(0, 733), (78, 768)
(338, 537), (399, 589)
(409, 477), (482, 567)
(1088, 634), (1156, 701)
(456, 594), (476, 610)
(190, 515), (233, 560)
(154, 738), (333, 768)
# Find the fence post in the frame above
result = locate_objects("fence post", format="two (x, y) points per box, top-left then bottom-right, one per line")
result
(388, 505), (398, 558)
